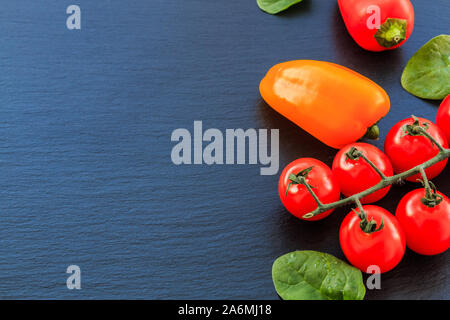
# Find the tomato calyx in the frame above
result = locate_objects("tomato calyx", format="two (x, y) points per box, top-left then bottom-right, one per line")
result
(357, 209), (384, 234)
(402, 116), (448, 155)
(354, 200), (384, 234)
(403, 116), (429, 137)
(402, 116), (446, 153)
(363, 124), (380, 140)
(345, 147), (363, 161)
(345, 146), (387, 179)
(420, 181), (444, 208)
(285, 166), (314, 196)
(374, 18), (407, 48)
(418, 167), (444, 208)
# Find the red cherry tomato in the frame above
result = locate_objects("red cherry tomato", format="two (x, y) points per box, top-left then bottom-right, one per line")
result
(384, 117), (448, 182)
(437, 95), (450, 143)
(340, 205), (406, 273)
(396, 188), (450, 255)
(278, 158), (341, 221)
(338, 0), (414, 52)
(332, 143), (393, 204)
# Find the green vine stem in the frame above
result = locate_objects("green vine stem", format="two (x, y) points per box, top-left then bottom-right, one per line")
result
(302, 119), (450, 219)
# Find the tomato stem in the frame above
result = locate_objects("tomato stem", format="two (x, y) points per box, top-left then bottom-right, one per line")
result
(405, 116), (445, 152)
(302, 116), (450, 219)
(419, 167), (444, 208)
(286, 167), (325, 212)
(374, 18), (407, 48)
(301, 179), (324, 211)
(286, 167), (324, 219)
(363, 125), (380, 140)
(346, 147), (387, 179)
(286, 167), (326, 219)
(419, 167), (432, 194)
(417, 128), (445, 153)
(285, 166), (313, 196)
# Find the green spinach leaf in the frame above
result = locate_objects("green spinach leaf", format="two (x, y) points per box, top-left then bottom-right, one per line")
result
(257, 0), (304, 15)
(401, 35), (450, 100)
(272, 251), (366, 300)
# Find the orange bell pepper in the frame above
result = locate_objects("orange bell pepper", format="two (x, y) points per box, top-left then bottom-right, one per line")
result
(259, 60), (390, 149)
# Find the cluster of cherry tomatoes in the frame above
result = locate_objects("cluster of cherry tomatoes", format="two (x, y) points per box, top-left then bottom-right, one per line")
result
(278, 96), (450, 274)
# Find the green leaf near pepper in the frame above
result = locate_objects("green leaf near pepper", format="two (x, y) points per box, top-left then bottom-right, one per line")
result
(401, 35), (450, 100)
(257, 0), (304, 15)
(272, 250), (366, 300)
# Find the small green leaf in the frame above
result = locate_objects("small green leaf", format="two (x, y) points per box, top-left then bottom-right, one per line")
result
(272, 251), (366, 300)
(401, 35), (450, 100)
(257, 0), (304, 15)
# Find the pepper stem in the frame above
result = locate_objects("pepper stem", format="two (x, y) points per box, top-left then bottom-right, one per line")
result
(404, 116), (445, 152)
(364, 124), (380, 140)
(374, 18), (407, 48)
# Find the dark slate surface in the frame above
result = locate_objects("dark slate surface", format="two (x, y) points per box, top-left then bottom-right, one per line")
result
(0, 0), (448, 299)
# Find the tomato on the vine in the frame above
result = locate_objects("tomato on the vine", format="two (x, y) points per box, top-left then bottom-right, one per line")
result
(278, 158), (341, 221)
(396, 188), (450, 255)
(384, 117), (448, 182)
(437, 95), (450, 143)
(340, 205), (406, 273)
(332, 143), (393, 204)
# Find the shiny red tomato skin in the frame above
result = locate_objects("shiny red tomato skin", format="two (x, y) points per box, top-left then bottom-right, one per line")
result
(332, 143), (393, 204)
(437, 95), (450, 143)
(396, 189), (450, 255)
(340, 205), (406, 273)
(278, 158), (341, 221)
(384, 117), (448, 182)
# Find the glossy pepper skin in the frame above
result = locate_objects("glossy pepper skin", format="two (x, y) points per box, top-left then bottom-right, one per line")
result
(338, 0), (414, 52)
(259, 60), (390, 149)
